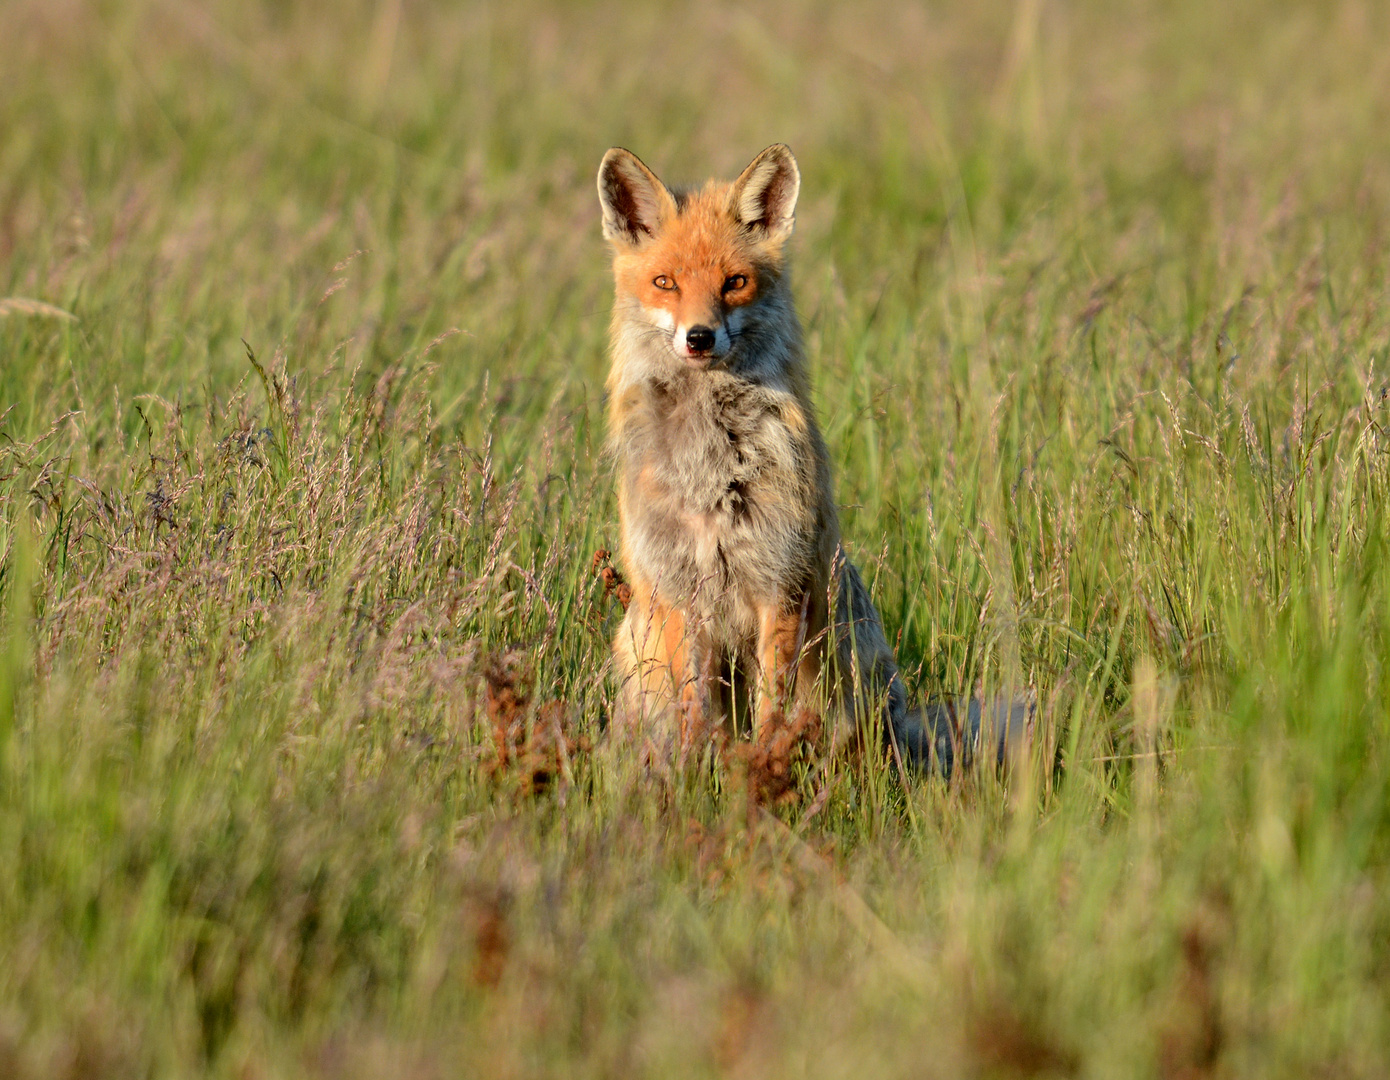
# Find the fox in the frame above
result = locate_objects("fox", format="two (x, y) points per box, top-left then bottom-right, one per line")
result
(597, 143), (1025, 774)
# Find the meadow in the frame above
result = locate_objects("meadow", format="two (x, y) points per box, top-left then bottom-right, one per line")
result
(2, 0), (1389, 1075)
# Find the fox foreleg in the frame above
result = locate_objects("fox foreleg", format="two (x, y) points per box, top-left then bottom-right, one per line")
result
(754, 591), (822, 743)
(613, 587), (716, 764)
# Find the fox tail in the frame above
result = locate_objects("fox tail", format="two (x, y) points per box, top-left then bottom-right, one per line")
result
(887, 693), (1035, 778)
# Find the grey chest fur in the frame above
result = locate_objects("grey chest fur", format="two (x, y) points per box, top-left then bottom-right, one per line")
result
(619, 371), (822, 608)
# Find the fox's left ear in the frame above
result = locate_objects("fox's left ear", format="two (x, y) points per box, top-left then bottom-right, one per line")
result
(731, 144), (800, 243)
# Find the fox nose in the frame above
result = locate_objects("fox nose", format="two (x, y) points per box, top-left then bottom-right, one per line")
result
(686, 326), (716, 353)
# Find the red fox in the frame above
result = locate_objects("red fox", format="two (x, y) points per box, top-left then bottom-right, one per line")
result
(597, 144), (1024, 773)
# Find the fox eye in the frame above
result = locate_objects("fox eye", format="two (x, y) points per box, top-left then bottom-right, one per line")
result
(723, 274), (748, 292)
(653, 275), (675, 290)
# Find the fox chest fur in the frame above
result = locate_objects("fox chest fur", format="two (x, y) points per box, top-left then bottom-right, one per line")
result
(613, 368), (826, 633)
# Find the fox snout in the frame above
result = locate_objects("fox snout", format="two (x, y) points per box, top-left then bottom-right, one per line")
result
(684, 325), (715, 353)
(675, 321), (729, 366)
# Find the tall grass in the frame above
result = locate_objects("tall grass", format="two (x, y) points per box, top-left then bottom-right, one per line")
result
(2, 0), (1389, 1075)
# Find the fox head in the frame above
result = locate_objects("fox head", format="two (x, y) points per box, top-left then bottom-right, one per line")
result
(598, 144), (801, 377)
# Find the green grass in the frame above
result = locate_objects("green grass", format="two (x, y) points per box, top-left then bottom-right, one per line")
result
(3, 0), (1390, 1075)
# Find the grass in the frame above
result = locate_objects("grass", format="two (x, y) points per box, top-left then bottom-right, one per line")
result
(3, 0), (1390, 1075)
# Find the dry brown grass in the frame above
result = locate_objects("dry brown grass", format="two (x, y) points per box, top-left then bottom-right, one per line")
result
(481, 647), (586, 795)
(731, 707), (826, 812)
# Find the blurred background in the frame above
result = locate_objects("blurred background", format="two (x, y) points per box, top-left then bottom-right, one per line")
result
(4, 0), (1388, 415)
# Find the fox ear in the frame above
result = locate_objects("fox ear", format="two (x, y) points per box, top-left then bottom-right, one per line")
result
(731, 144), (800, 243)
(598, 148), (674, 246)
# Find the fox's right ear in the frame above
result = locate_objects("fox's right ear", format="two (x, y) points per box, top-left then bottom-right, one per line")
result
(598, 148), (674, 247)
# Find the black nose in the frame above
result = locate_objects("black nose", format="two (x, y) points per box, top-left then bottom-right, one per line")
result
(686, 326), (716, 353)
